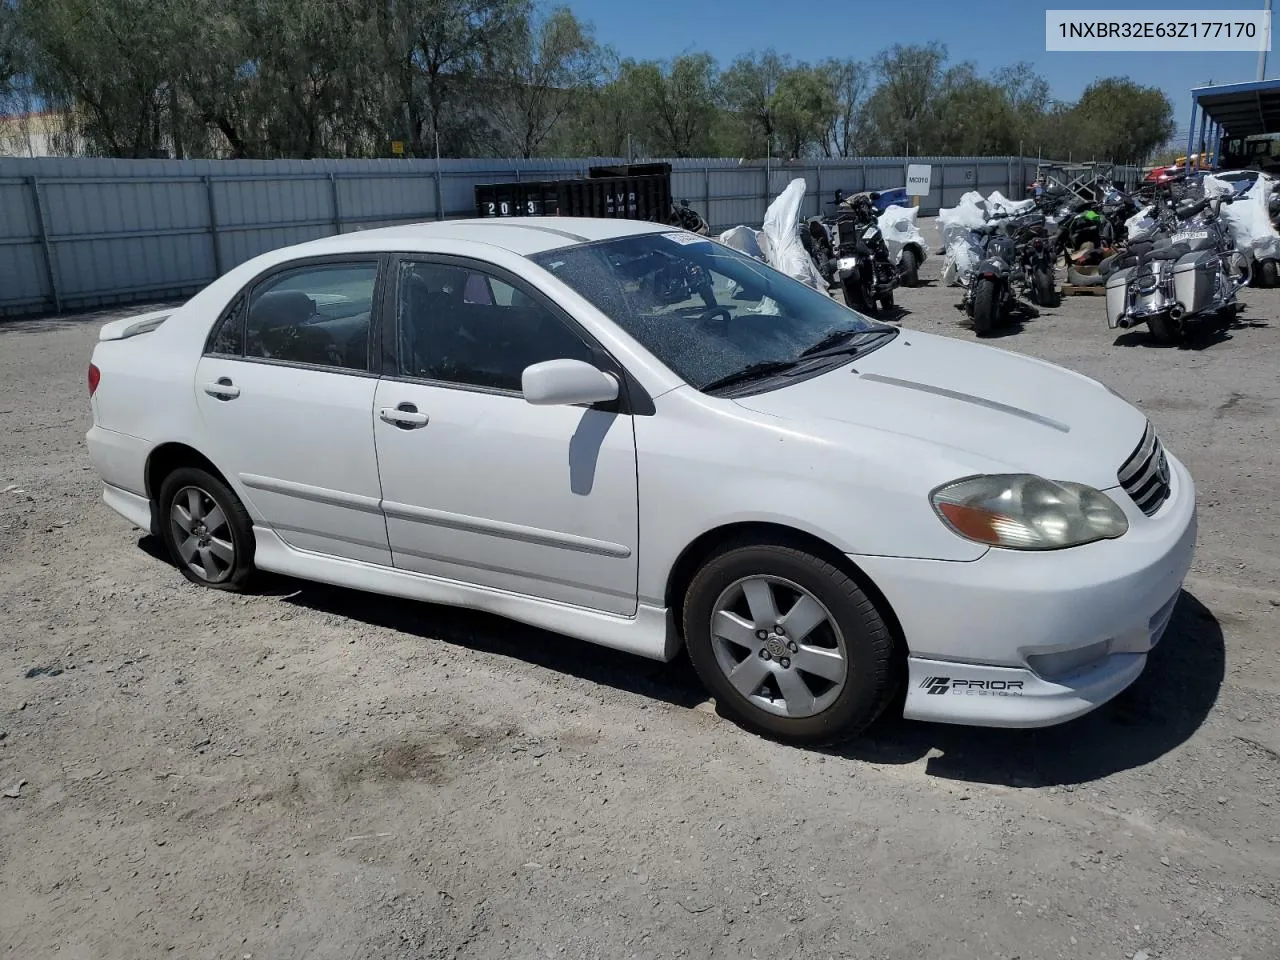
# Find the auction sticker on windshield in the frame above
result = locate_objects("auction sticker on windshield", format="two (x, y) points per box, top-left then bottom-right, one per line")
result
(663, 232), (710, 245)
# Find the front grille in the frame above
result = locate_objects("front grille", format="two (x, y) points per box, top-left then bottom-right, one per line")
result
(1118, 423), (1171, 516)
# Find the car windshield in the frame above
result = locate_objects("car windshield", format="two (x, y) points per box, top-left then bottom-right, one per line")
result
(529, 232), (889, 392)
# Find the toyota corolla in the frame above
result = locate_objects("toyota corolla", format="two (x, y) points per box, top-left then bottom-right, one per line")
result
(85, 217), (1197, 743)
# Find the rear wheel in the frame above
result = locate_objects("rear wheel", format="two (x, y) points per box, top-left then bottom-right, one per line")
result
(899, 248), (921, 287)
(1147, 312), (1182, 345)
(1031, 266), (1057, 306)
(971, 277), (1000, 336)
(682, 542), (897, 744)
(158, 467), (256, 590)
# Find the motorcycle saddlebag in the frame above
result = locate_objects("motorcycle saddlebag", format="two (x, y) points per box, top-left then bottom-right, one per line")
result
(1172, 250), (1217, 314)
(1105, 266), (1135, 329)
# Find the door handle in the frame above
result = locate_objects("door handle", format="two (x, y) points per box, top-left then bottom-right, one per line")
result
(203, 377), (240, 400)
(379, 403), (429, 429)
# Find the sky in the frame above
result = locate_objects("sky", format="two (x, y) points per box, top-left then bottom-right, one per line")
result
(567, 0), (1275, 141)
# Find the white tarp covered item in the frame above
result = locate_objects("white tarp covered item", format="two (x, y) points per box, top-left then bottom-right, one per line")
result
(1125, 204), (1156, 241)
(986, 191), (1035, 217)
(937, 191), (989, 285)
(761, 178), (829, 293)
(878, 204), (927, 265)
(717, 225), (766, 261)
(1203, 173), (1280, 263)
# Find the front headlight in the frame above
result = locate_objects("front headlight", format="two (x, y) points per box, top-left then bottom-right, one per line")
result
(931, 474), (1129, 550)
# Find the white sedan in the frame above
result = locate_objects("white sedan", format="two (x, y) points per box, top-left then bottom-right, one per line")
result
(86, 218), (1197, 743)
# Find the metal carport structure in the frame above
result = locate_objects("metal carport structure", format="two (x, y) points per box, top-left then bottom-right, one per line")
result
(1186, 77), (1280, 165)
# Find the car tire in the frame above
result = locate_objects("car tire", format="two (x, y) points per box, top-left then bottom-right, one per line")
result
(158, 467), (256, 591)
(899, 248), (920, 287)
(682, 542), (897, 744)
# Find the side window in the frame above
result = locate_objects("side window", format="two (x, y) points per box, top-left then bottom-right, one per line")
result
(206, 295), (246, 356)
(243, 262), (379, 371)
(396, 260), (595, 392)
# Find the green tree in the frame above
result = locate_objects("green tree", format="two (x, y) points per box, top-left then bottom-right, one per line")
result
(627, 52), (719, 157)
(719, 49), (786, 155)
(819, 57), (870, 158)
(771, 64), (837, 158)
(931, 63), (1018, 155)
(379, 0), (528, 158)
(490, 5), (600, 158)
(19, 0), (183, 156)
(863, 41), (948, 154)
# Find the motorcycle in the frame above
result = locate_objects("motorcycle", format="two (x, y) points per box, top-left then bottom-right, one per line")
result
(669, 199), (710, 235)
(960, 211), (1052, 335)
(805, 190), (899, 314)
(1102, 193), (1248, 343)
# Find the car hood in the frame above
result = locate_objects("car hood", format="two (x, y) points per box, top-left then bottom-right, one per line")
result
(733, 330), (1148, 490)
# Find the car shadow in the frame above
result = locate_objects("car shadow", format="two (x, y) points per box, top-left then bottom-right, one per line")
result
(836, 590), (1224, 787)
(278, 580), (709, 709)
(139, 537), (1223, 787)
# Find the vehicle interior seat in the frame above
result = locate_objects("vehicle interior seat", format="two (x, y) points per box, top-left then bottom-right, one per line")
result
(249, 289), (334, 364)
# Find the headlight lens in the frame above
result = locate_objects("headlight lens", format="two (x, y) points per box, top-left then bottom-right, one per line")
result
(931, 474), (1129, 550)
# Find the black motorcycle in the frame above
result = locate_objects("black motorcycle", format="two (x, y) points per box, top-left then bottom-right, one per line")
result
(960, 211), (1048, 335)
(669, 199), (709, 235)
(805, 190), (899, 314)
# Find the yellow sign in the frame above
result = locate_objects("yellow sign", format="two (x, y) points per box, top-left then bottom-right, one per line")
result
(390, 141), (405, 156)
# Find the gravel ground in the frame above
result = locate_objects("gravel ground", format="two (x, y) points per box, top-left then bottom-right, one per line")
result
(2, 225), (1279, 960)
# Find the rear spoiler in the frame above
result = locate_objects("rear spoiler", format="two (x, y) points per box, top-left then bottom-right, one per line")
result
(98, 309), (172, 342)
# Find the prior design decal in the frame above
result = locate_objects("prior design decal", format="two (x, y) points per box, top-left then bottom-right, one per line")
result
(921, 677), (1025, 697)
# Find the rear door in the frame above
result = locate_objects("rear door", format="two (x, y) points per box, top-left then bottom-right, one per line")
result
(194, 256), (391, 566)
(370, 255), (640, 614)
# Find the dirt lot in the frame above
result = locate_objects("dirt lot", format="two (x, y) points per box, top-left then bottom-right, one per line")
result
(2, 232), (1279, 960)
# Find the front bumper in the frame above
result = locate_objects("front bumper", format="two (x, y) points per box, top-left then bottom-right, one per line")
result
(855, 454), (1197, 728)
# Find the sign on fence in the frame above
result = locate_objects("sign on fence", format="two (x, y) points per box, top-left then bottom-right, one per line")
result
(906, 164), (932, 196)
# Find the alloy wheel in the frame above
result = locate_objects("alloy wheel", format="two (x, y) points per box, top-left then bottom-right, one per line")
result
(169, 485), (236, 584)
(708, 575), (848, 719)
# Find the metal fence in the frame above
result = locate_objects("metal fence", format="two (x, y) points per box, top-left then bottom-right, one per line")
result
(0, 154), (1139, 318)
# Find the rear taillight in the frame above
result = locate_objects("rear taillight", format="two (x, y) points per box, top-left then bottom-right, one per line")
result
(88, 363), (101, 397)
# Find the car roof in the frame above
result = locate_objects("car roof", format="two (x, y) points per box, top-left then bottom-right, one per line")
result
(295, 217), (673, 258)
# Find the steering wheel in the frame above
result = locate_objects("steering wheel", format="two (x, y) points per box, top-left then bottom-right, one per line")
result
(695, 306), (732, 331)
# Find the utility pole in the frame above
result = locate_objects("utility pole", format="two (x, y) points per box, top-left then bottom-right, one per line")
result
(1259, 0), (1273, 80)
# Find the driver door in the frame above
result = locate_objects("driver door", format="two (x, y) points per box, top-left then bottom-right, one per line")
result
(371, 255), (640, 615)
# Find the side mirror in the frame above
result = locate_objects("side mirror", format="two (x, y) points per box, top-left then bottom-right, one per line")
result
(522, 358), (619, 406)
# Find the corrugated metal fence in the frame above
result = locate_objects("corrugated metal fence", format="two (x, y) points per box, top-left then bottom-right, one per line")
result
(0, 155), (1138, 318)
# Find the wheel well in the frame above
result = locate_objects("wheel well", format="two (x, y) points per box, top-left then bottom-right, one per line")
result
(663, 522), (907, 654)
(145, 443), (228, 502)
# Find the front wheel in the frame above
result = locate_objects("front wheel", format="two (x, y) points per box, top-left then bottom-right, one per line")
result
(843, 276), (874, 314)
(158, 467), (256, 590)
(971, 277), (1001, 336)
(682, 542), (897, 744)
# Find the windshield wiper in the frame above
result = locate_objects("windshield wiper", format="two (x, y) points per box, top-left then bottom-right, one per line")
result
(798, 327), (895, 360)
(700, 360), (802, 393)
